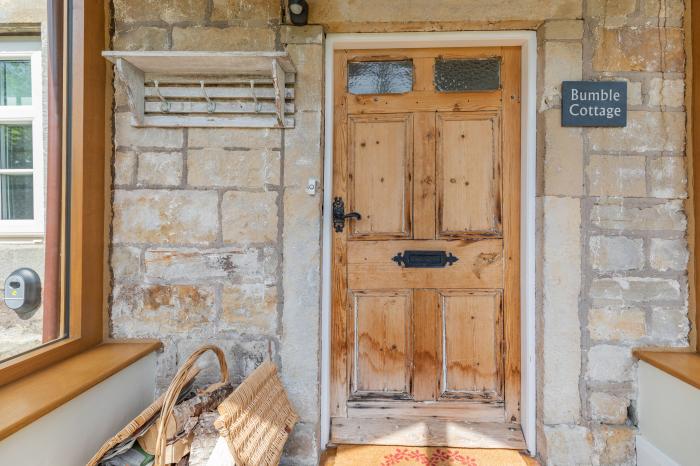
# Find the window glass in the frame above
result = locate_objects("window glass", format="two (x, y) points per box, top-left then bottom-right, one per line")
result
(0, 60), (32, 106)
(348, 60), (413, 95)
(434, 58), (500, 92)
(0, 124), (33, 169)
(1, 174), (33, 219)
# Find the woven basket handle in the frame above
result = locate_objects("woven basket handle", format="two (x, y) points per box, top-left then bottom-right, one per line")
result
(154, 345), (229, 466)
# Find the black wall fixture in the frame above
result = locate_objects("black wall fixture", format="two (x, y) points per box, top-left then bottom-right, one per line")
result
(288, 0), (309, 26)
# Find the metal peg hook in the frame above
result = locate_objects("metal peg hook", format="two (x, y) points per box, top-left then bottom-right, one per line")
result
(200, 81), (216, 113)
(153, 80), (170, 113)
(250, 80), (262, 113)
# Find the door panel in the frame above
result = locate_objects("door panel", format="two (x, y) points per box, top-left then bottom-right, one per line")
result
(347, 239), (503, 290)
(437, 112), (502, 238)
(352, 290), (412, 397)
(331, 47), (522, 447)
(348, 114), (413, 239)
(440, 291), (503, 399)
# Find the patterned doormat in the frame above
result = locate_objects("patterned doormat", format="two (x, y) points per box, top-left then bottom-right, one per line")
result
(333, 445), (538, 466)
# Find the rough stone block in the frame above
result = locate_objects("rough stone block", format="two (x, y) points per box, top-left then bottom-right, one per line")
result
(211, 0), (279, 22)
(588, 306), (646, 342)
(541, 41), (582, 110)
(281, 25), (324, 45)
(542, 20), (584, 40)
(592, 27), (684, 72)
(187, 149), (280, 188)
(587, 0), (636, 27)
(587, 345), (634, 382)
(285, 112), (323, 187)
(115, 113), (184, 149)
(309, 0), (584, 25)
(649, 238), (688, 272)
(0, 0), (45, 23)
(113, 0), (208, 23)
(589, 392), (630, 424)
(113, 27), (168, 51)
(591, 199), (686, 231)
(542, 197), (581, 424)
(649, 157), (687, 199)
(114, 150), (136, 186)
(650, 307), (690, 344)
(112, 245), (142, 282)
(113, 190), (219, 244)
(543, 425), (593, 466)
(648, 78), (685, 107)
(137, 152), (183, 187)
(592, 425), (636, 466)
(641, 0), (684, 21)
(188, 127), (281, 150)
(590, 235), (644, 272)
(111, 284), (216, 337)
(588, 111), (685, 153)
(287, 44), (324, 112)
(281, 422), (318, 466)
(543, 111), (583, 196)
(590, 277), (681, 302)
(144, 247), (268, 283)
(222, 191), (278, 244)
(172, 26), (275, 51)
(587, 155), (646, 197)
(281, 190), (322, 423)
(221, 284), (278, 335)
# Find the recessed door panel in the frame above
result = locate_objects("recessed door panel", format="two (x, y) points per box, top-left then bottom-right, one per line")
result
(352, 290), (412, 397)
(441, 291), (503, 399)
(348, 114), (412, 238)
(437, 113), (501, 237)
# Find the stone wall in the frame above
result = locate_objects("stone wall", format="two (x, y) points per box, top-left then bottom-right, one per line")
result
(538, 1), (689, 465)
(107, 1), (691, 465)
(0, 2), (47, 361)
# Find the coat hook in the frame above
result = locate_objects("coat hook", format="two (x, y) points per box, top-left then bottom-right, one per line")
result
(200, 81), (216, 113)
(250, 80), (262, 113)
(154, 80), (170, 113)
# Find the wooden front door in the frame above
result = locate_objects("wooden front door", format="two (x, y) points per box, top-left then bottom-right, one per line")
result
(330, 47), (523, 449)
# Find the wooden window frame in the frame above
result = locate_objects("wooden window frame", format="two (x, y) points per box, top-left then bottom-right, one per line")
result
(0, 0), (107, 387)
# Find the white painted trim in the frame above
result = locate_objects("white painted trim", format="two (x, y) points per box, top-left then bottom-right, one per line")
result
(636, 436), (680, 466)
(321, 31), (538, 455)
(0, 40), (45, 236)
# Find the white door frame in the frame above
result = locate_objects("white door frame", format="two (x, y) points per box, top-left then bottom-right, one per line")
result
(320, 31), (538, 454)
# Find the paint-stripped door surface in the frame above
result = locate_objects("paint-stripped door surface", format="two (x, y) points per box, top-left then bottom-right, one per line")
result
(331, 47), (523, 449)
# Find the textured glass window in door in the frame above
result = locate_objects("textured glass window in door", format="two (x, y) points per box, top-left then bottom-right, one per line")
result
(348, 60), (413, 95)
(434, 58), (500, 92)
(0, 60), (32, 106)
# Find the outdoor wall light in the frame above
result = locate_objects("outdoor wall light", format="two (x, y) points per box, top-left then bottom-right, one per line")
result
(288, 0), (308, 26)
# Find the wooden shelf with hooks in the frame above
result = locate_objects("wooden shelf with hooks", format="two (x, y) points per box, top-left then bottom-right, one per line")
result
(102, 51), (296, 128)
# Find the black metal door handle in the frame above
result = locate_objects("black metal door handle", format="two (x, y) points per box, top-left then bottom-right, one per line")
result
(333, 197), (361, 232)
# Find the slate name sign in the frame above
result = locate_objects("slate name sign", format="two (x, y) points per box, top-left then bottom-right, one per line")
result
(561, 81), (627, 127)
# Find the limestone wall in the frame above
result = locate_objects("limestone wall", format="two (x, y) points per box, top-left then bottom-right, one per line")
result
(108, 1), (690, 465)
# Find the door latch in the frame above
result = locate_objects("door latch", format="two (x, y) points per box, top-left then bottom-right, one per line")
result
(333, 197), (361, 232)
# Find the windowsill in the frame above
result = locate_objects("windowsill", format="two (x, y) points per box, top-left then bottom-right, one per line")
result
(634, 349), (700, 391)
(0, 340), (161, 441)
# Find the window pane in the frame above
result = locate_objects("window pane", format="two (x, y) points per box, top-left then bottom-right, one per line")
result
(348, 60), (413, 95)
(0, 60), (32, 106)
(0, 124), (33, 169)
(0, 174), (34, 220)
(434, 58), (500, 92)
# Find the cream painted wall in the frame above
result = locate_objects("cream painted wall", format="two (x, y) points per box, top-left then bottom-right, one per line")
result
(637, 361), (700, 466)
(0, 353), (156, 465)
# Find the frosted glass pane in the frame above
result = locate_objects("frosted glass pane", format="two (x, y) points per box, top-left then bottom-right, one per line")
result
(435, 58), (500, 92)
(348, 60), (413, 95)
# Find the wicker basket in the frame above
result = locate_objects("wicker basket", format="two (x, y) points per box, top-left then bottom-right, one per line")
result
(87, 345), (229, 466)
(214, 361), (298, 466)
